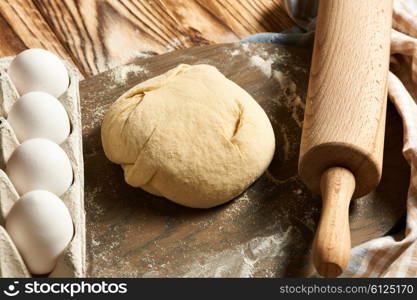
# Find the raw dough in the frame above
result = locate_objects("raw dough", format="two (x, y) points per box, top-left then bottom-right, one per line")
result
(101, 64), (275, 208)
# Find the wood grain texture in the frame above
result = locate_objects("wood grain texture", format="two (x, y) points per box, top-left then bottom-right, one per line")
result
(0, 0), (293, 76)
(0, 0), (77, 67)
(299, 0), (392, 197)
(299, 0), (393, 277)
(314, 167), (355, 277)
(80, 43), (408, 277)
(28, 0), (293, 76)
(0, 13), (26, 57)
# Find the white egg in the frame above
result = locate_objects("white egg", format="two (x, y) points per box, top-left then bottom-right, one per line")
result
(8, 48), (69, 97)
(7, 91), (71, 144)
(6, 138), (73, 196)
(5, 190), (74, 275)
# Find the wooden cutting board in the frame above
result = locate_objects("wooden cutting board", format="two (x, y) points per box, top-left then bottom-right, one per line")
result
(80, 43), (409, 277)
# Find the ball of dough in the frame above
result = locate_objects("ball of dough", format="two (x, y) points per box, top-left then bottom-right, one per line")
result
(101, 64), (275, 208)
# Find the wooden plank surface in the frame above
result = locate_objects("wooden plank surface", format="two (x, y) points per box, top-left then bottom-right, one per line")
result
(0, 0), (76, 65)
(80, 43), (408, 277)
(0, 0), (294, 76)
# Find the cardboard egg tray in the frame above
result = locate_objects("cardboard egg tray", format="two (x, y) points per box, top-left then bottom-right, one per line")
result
(0, 57), (85, 277)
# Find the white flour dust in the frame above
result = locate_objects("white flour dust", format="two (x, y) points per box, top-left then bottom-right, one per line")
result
(273, 70), (305, 127)
(182, 226), (295, 278)
(230, 49), (240, 56)
(165, 37), (189, 51)
(250, 55), (274, 77)
(134, 52), (155, 59)
(110, 64), (148, 86)
(241, 43), (250, 52)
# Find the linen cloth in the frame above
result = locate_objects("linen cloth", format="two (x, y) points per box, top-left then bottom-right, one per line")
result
(244, 0), (417, 277)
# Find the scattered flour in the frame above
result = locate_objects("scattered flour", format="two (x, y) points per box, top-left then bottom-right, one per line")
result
(274, 70), (300, 100)
(230, 49), (240, 56)
(85, 186), (106, 216)
(92, 105), (108, 124)
(221, 192), (251, 219)
(134, 52), (155, 59)
(182, 226), (295, 277)
(241, 43), (250, 52)
(273, 70), (305, 127)
(91, 239), (100, 247)
(250, 55), (274, 77)
(110, 64), (148, 86)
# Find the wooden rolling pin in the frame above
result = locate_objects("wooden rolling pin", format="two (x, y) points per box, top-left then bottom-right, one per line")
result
(298, 0), (392, 277)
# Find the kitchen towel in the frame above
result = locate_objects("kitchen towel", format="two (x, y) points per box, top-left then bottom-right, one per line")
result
(243, 0), (417, 277)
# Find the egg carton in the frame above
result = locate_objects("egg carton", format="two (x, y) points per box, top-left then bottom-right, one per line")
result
(0, 57), (85, 277)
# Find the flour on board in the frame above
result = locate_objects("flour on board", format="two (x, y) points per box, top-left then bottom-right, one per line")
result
(241, 43), (250, 52)
(273, 70), (305, 127)
(182, 226), (295, 277)
(110, 64), (148, 86)
(230, 49), (240, 56)
(250, 55), (274, 77)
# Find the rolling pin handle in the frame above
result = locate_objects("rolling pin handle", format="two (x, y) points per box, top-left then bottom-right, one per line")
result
(312, 167), (356, 277)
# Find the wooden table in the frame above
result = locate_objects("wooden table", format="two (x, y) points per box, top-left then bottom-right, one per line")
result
(0, 0), (294, 76)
